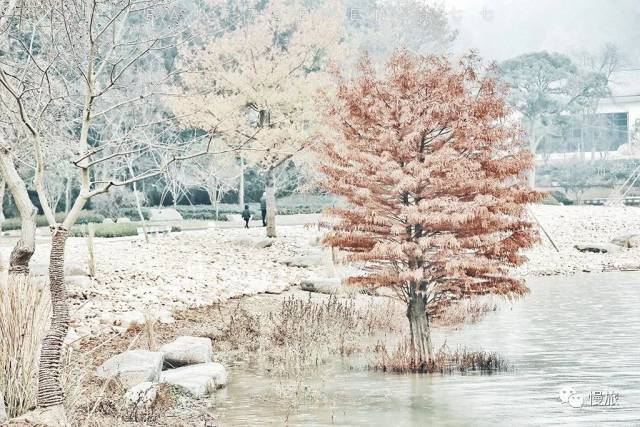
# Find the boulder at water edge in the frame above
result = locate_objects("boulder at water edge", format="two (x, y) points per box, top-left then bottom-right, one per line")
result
(160, 362), (228, 397)
(95, 350), (164, 388)
(160, 336), (213, 367)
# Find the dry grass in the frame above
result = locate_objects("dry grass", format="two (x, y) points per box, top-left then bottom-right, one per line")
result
(373, 340), (509, 374)
(434, 298), (498, 328)
(208, 294), (403, 377)
(73, 381), (181, 426)
(143, 310), (158, 351)
(0, 274), (51, 418)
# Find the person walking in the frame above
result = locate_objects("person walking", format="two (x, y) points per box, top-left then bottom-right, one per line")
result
(260, 192), (267, 227)
(241, 204), (252, 228)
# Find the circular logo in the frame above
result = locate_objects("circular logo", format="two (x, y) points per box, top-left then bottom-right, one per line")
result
(559, 387), (575, 404)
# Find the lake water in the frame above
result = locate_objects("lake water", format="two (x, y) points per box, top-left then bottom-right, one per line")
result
(212, 272), (640, 426)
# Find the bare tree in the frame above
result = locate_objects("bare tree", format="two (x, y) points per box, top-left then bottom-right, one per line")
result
(185, 152), (241, 219)
(0, 1), (258, 420)
(173, 0), (342, 237)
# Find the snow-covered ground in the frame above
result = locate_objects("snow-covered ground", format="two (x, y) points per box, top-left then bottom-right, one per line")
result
(23, 225), (331, 338)
(516, 204), (640, 276)
(2, 205), (639, 339)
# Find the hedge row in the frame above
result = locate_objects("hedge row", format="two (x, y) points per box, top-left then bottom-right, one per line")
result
(175, 205), (229, 220)
(71, 223), (182, 238)
(1, 211), (105, 231)
(120, 208), (151, 221)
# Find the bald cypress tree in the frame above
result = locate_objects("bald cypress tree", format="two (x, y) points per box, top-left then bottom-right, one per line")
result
(318, 52), (542, 367)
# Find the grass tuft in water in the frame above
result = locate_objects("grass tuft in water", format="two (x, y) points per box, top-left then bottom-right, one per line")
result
(372, 340), (510, 374)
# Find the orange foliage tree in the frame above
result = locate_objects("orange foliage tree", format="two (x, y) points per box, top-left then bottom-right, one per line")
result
(317, 52), (542, 366)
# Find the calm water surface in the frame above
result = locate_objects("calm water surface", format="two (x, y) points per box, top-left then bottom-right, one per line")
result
(212, 272), (640, 426)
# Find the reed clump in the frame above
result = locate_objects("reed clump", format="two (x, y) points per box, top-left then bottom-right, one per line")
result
(373, 340), (510, 374)
(0, 274), (51, 418)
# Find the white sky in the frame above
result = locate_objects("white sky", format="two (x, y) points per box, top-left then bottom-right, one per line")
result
(441, 0), (640, 65)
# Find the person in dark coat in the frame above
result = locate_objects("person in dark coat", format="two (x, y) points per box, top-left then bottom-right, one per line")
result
(260, 192), (267, 227)
(241, 204), (252, 228)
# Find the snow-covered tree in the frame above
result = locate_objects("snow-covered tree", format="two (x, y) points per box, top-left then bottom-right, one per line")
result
(345, 0), (456, 62)
(0, 0), (251, 419)
(174, 0), (343, 237)
(499, 51), (609, 186)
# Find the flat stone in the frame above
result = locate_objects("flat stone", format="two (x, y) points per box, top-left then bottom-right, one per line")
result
(157, 310), (175, 324)
(611, 234), (640, 248)
(160, 362), (227, 397)
(283, 254), (325, 268)
(574, 243), (620, 253)
(95, 350), (164, 388)
(160, 336), (213, 367)
(265, 282), (288, 294)
(117, 217), (131, 223)
(248, 279), (288, 295)
(253, 238), (274, 249)
(232, 237), (274, 248)
(9, 404), (69, 427)
(114, 311), (146, 331)
(300, 277), (344, 294)
(123, 382), (158, 409)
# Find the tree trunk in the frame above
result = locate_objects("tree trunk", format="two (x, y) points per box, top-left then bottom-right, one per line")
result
(265, 168), (276, 238)
(64, 177), (71, 214)
(0, 177), (5, 232)
(0, 147), (38, 275)
(215, 186), (222, 221)
(131, 177), (149, 243)
(238, 156), (245, 209)
(206, 187), (217, 220)
(406, 283), (433, 367)
(37, 227), (69, 408)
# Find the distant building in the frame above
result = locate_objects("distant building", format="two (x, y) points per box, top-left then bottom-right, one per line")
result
(538, 69), (640, 163)
(596, 68), (640, 147)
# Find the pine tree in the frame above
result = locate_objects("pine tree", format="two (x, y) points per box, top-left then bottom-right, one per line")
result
(318, 52), (543, 367)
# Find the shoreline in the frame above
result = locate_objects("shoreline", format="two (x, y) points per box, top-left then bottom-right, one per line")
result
(1, 204), (639, 341)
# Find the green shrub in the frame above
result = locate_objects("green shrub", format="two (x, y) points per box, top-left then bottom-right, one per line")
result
(1, 217), (22, 231)
(73, 212), (105, 225)
(175, 205), (229, 220)
(71, 222), (139, 238)
(1, 211), (104, 232)
(71, 223), (182, 238)
(183, 199), (331, 218)
(120, 207), (150, 221)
